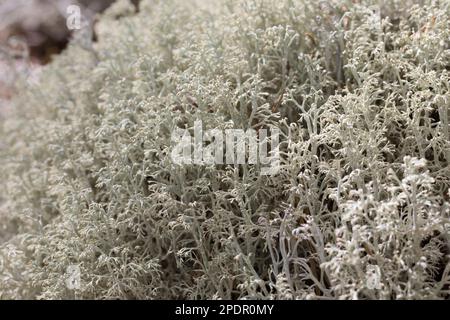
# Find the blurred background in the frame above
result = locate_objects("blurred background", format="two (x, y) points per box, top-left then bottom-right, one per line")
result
(0, 0), (133, 114)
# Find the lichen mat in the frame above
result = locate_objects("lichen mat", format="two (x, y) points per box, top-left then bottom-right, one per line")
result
(0, 0), (449, 300)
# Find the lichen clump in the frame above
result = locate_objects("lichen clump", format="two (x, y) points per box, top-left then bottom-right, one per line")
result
(0, 0), (449, 299)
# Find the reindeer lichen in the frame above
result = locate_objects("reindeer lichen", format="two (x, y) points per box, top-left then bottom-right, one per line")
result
(0, 0), (449, 299)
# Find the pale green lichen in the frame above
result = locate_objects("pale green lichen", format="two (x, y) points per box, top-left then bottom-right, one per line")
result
(0, 0), (449, 299)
